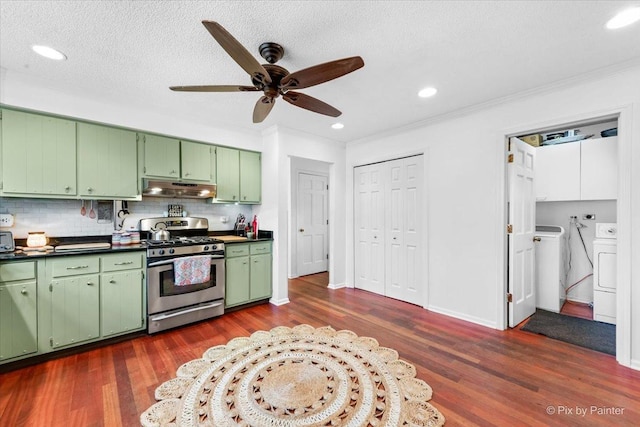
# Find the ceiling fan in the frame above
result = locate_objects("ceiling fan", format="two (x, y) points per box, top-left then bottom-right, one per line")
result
(170, 21), (365, 123)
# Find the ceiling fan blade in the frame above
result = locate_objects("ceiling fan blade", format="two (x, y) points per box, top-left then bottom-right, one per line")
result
(202, 21), (272, 85)
(170, 85), (259, 92)
(283, 91), (341, 117)
(280, 56), (364, 90)
(253, 96), (275, 123)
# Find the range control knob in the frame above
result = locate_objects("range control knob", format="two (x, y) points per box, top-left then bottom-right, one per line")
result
(159, 249), (165, 255)
(212, 245), (217, 250)
(169, 248), (175, 254)
(204, 246), (210, 251)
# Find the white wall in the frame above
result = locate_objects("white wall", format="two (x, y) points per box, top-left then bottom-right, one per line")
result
(346, 65), (640, 368)
(288, 157), (330, 278)
(536, 200), (617, 304)
(255, 126), (346, 305)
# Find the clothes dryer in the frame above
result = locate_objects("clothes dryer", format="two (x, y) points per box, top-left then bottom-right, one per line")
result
(593, 223), (617, 324)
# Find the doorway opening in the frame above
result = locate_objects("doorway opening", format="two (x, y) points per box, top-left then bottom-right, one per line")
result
(506, 115), (619, 354)
(288, 157), (330, 281)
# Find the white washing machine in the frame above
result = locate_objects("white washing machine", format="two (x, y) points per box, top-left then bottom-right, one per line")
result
(534, 225), (566, 313)
(593, 223), (617, 324)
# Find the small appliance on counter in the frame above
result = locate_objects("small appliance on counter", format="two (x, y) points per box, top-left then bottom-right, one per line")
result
(0, 231), (15, 253)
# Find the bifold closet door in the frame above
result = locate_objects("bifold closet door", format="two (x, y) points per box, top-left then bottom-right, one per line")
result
(385, 157), (423, 305)
(354, 163), (385, 295)
(354, 155), (423, 305)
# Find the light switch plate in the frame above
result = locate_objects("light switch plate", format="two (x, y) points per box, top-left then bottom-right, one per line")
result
(0, 214), (14, 227)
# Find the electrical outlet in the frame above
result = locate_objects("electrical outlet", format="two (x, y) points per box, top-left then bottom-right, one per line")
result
(582, 214), (596, 220)
(0, 213), (14, 227)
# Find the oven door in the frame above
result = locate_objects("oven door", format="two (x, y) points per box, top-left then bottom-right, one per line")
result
(147, 255), (225, 315)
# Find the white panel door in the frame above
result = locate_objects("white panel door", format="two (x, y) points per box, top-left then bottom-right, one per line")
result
(385, 157), (423, 305)
(509, 137), (537, 327)
(296, 172), (328, 276)
(354, 164), (385, 294)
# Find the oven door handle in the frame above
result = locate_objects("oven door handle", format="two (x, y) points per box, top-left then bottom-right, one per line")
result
(148, 255), (224, 267)
(150, 302), (223, 321)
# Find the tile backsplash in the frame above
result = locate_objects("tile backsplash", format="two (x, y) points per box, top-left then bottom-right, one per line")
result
(0, 197), (253, 238)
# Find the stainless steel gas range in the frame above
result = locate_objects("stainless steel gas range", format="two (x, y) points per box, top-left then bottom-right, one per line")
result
(139, 217), (225, 334)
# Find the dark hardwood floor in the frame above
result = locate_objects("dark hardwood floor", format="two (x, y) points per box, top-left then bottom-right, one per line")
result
(560, 300), (594, 320)
(1, 272), (639, 426)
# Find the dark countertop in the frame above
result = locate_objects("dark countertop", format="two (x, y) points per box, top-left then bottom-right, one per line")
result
(0, 243), (146, 262)
(0, 230), (273, 262)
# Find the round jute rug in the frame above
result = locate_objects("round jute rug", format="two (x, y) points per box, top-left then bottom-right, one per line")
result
(140, 325), (445, 426)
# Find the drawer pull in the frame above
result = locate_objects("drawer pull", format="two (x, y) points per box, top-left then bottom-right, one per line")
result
(109, 280), (116, 284)
(114, 261), (134, 265)
(87, 282), (94, 286)
(67, 265), (89, 270)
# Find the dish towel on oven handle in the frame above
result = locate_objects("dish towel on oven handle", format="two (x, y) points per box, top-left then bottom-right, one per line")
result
(173, 255), (211, 286)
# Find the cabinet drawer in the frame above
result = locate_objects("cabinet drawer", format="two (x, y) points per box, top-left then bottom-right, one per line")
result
(0, 261), (36, 282)
(51, 256), (99, 277)
(225, 244), (249, 258)
(101, 253), (143, 272)
(250, 242), (271, 255)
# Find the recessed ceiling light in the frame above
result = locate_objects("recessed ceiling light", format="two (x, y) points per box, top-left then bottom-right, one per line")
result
(32, 45), (67, 61)
(418, 87), (438, 98)
(606, 7), (640, 29)
(331, 122), (344, 130)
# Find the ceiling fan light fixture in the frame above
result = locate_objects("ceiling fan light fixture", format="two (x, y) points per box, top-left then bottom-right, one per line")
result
(418, 87), (438, 98)
(606, 7), (640, 29)
(32, 45), (67, 60)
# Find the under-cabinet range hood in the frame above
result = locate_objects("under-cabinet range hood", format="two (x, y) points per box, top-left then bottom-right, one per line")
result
(142, 179), (216, 199)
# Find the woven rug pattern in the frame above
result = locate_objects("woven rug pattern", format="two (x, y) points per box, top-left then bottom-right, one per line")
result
(141, 325), (445, 426)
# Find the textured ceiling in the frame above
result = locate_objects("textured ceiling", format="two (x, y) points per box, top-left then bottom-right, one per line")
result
(1, 1), (640, 143)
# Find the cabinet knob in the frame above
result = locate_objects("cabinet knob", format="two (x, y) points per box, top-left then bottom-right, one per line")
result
(171, 170), (177, 174)
(109, 279), (116, 284)
(87, 281), (94, 286)
(233, 195), (237, 200)
(21, 289), (27, 295)
(243, 196), (246, 200)
(65, 186), (70, 192)
(184, 172), (190, 177)
(87, 187), (93, 193)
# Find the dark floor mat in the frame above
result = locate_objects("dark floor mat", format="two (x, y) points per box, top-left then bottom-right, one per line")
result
(521, 309), (615, 355)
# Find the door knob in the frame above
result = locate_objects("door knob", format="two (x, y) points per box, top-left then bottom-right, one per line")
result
(299, 228), (305, 232)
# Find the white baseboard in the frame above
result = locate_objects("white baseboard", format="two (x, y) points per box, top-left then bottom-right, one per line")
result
(269, 297), (290, 306)
(328, 282), (347, 290)
(427, 305), (498, 329)
(629, 359), (640, 371)
(566, 296), (592, 304)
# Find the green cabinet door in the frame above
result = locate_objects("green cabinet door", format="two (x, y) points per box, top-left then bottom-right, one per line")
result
(216, 147), (240, 201)
(225, 256), (250, 307)
(142, 134), (180, 178)
(181, 141), (212, 181)
(250, 253), (272, 300)
(77, 123), (138, 198)
(0, 280), (37, 360)
(1, 109), (76, 196)
(51, 274), (100, 348)
(240, 150), (261, 203)
(100, 271), (143, 337)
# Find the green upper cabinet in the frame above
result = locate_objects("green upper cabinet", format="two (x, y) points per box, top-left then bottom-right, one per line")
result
(214, 147), (261, 204)
(240, 150), (261, 203)
(77, 123), (139, 199)
(1, 109), (76, 196)
(216, 146), (240, 201)
(141, 134), (180, 179)
(181, 140), (212, 182)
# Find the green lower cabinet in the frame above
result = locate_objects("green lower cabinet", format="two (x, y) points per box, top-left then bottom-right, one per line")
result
(100, 270), (144, 337)
(250, 253), (272, 300)
(0, 280), (38, 361)
(51, 274), (100, 348)
(225, 242), (272, 308)
(225, 256), (250, 307)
